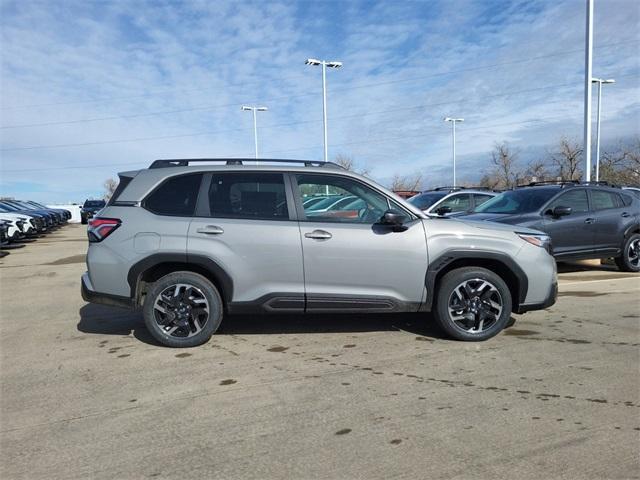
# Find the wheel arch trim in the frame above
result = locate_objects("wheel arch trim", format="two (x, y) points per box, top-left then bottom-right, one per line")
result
(127, 253), (234, 305)
(423, 249), (528, 312)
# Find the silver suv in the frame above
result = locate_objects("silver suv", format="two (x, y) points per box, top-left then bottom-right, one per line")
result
(81, 159), (557, 347)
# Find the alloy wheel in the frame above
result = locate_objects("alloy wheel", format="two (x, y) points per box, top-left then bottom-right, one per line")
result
(447, 278), (503, 333)
(629, 238), (640, 268)
(152, 283), (210, 338)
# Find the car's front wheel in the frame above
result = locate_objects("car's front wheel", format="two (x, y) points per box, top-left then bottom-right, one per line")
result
(615, 233), (640, 272)
(434, 267), (512, 341)
(142, 271), (223, 348)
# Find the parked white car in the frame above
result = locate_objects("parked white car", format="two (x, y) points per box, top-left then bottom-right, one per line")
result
(408, 187), (499, 217)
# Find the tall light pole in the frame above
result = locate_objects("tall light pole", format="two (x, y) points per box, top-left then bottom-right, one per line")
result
(583, 0), (594, 181)
(241, 105), (268, 160)
(444, 117), (464, 187)
(592, 78), (615, 181)
(305, 58), (342, 162)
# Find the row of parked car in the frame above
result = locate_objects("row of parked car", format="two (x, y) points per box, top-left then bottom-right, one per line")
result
(301, 181), (640, 272)
(407, 182), (640, 272)
(0, 199), (72, 255)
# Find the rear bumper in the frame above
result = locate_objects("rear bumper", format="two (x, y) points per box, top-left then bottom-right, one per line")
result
(516, 281), (557, 313)
(81, 272), (135, 309)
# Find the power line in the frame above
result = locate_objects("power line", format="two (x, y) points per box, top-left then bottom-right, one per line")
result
(1, 39), (633, 117)
(0, 79), (619, 151)
(0, 114), (575, 173)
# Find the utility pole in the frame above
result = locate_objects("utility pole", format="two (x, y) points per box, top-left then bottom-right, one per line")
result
(241, 105), (268, 161)
(583, 0), (594, 181)
(444, 117), (464, 187)
(305, 58), (343, 162)
(592, 78), (615, 181)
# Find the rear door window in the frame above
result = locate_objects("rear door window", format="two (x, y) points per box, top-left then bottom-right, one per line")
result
(144, 173), (203, 216)
(473, 194), (494, 208)
(437, 193), (471, 212)
(207, 172), (289, 220)
(591, 190), (619, 211)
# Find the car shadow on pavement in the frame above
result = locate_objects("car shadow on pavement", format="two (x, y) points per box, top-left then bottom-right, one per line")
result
(77, 304), (163, 346)
(219, 312), (451, 339)
(77, 304), (449, 343)
(556, 260), (618, 273)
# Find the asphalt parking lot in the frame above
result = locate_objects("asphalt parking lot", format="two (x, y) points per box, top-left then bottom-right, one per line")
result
(1, 224), (639, 480)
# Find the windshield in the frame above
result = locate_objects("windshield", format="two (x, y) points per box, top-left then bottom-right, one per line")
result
(84, 200), (106, 208)
(407, 192), (447, 210)
(474, 189), (558, 214)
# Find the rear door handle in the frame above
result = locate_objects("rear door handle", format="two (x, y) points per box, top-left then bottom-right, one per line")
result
(621, 212), (630, 218)
(197, 225), (224, 235)
(305, 229), (332, 240)
(584, 218), (595, 224)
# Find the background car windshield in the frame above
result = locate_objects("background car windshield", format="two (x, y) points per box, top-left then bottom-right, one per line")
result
(408, 192), (447, 209)
(474, 189), (558, 214)
(84, 200), (106, 208)
(306, 196), (344, 211)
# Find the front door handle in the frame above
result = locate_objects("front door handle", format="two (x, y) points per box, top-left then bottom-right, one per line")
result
(584, 218), (595, 224)
(621, 212), (630, 218)
(197, 225), (224, 235)
(305, 229), (332, 240)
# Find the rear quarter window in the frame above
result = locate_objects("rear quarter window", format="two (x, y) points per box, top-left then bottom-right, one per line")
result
(144, 173), (203, 216)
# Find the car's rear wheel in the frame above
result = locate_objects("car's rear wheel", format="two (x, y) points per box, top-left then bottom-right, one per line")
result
(615, 233), (640, 272)
(434, 267), (512, 341)
(142, 271), (223, 348)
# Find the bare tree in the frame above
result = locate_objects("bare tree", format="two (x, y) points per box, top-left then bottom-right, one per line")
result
(524, 159), (550, 183)
(549, 137), (582, 181)
(478, 174), (501, 189)
(103, 177), (118, 201)
(599, 138), (640, 185)
(334, 153), (370, 176)
(487, 142), (522, 188)
(390, 172), (423, 192)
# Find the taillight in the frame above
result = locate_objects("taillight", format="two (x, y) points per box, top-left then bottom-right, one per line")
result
(88, 217), (121, 242)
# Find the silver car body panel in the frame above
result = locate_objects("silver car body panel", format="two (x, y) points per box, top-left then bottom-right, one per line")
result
(85, 163), (556, 313)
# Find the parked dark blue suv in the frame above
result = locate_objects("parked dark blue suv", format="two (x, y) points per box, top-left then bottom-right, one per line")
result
(462, 182), (640, 272)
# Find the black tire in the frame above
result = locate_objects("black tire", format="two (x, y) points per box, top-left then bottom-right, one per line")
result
(434, 267), (512, 341)
(81, 217), (88, 224)
(614, 233), (640, 272)
(143, 271), (223, 348)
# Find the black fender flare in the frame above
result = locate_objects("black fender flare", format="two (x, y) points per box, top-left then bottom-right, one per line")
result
(423, 249), (528, 312)
(127, 253), (234, 304)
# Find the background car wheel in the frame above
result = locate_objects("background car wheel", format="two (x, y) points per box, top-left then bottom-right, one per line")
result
(142, 271), (223, 348)
(615, 233), (640, 272)
(81, 217), (88, 225)
(434, 267), (512, 341)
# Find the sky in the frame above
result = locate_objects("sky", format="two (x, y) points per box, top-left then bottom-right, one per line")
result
(1, 0), (639, 203)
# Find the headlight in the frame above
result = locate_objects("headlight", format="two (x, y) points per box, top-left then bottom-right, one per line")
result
(517, 233), (552, 251)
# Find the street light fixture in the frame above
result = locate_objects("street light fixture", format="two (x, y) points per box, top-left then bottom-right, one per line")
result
(305, 58), (342, 163)
(444, 117), (464, 187)
(241, 105), (268, 160)
(591, 78), (615, 181)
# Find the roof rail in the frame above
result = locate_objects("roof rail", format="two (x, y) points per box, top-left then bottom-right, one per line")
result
(517, 179), (620, 189)
(432, 186), (464, 191)
(149, 158), (345, 169)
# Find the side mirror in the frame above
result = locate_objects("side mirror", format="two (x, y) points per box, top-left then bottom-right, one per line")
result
(548, 206), (572, 217)
(434, 206), (452, 216)
(379, 209), (408, 232)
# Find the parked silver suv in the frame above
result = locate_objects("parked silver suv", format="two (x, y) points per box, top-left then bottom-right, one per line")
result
(81, 159), (557, 347)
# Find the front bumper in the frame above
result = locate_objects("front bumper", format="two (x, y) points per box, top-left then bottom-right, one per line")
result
(81, 272), (135, 310)
(516, 280), (557, 313)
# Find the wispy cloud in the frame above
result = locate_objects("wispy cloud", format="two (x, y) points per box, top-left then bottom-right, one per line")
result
(1, 0), (638, 201)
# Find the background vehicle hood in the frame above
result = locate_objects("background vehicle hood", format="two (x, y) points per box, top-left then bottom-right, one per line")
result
(461, 213), (526, 225)
(449, 217), (542, 235)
